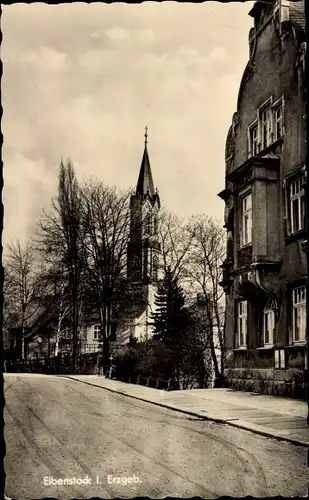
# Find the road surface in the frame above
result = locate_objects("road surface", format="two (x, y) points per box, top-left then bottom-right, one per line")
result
(4, 373), (308, 498)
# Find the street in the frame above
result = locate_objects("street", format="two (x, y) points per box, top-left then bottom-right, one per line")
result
(4, 374), (308, 499)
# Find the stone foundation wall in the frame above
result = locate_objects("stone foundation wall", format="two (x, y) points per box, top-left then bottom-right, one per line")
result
(223, 368), (307, 399)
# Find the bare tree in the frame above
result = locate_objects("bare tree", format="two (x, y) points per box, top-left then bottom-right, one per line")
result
(4, 239), (43, 359)
(80, 181), (131, 371)
(158, 209), (193, 283)
(186, 215), (225, 386)
(38, 266), (70, 357)
(36, 160), (84, 369)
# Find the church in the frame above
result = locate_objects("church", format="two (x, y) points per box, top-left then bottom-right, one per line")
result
(82, 127), (161, 351)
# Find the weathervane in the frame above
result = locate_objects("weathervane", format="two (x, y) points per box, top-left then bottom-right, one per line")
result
(144, 126), (148, 146)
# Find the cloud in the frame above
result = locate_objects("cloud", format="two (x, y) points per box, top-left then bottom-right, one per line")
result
(18, 46), (68, 72)
(209, 46), (227, 61)
(2, 2), (255, 246)
(105, 26), (130, 41)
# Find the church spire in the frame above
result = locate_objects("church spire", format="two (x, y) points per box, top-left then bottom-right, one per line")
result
(136, 126), (155, 197)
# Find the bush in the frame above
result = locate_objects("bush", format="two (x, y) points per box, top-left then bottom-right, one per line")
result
(113, 339), (172, 381)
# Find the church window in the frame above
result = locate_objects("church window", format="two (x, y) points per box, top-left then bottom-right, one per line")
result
(145, 213), (152, 234)
(154, 214), (158, 235)
(152, 253), (158, 281)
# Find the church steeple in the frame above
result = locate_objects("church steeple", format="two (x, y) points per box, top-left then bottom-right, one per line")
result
(127, 128), (160, 285)
(136, 126), (155, 198)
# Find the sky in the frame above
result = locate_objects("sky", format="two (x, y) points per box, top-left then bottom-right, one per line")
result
(2, 1), (254, 247)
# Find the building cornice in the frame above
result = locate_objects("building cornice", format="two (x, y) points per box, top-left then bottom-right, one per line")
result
(227, 154), (280, 183)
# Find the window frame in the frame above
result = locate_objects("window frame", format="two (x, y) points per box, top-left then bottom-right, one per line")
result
(247, 96), (284, 158)
(273, 97), (284, 141)
(274, 349), (285, 369)
(292, 285), (306, 343)
(248, 120), (259, 157)
(240, 191), (252, 248)
(237, 300), (247, 348)
(289, 175), (305, 234)
(263, 308), (275, 346)
(93, 324), (101, 341)
(259, 104), (273, 151)
(151, 252), (158, 281)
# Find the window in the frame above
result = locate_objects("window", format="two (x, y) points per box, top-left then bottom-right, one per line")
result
(289, 176), (305, 233)
(274, 349), (285, 369)
(93, 325), (101, 341)
(292, 285), (306, 342)
(260, 106), (272, 150)
(240, 193), (252, 247)
(247, 97), (284, 158)
(274, 102), (283, 140)
(237, 301), (247, 347)
(145, 213), (152, 235)
(152, 253), (158, 281)
(263, 308), (275, 345)
(153, 214), (158, 235)
(61, 327), (71, 340)
(249, 123), (259, 156)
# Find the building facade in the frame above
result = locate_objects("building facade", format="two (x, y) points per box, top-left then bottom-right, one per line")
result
(218, 0), (307, 398)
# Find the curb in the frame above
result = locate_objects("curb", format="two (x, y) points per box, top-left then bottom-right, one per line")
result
(62, 375), (309, 448)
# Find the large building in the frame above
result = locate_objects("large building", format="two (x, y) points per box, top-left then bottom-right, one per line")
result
(218, 0), (307, 398)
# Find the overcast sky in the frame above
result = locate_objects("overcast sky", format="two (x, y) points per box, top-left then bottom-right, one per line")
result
(2, 1), (254, 246)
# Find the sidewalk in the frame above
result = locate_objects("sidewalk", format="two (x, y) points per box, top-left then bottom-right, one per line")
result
(63, 374), (309, 447)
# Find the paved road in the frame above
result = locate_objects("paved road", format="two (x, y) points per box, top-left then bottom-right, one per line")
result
(4, 374), (308, 499)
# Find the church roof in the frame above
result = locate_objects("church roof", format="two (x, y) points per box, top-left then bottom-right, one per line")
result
(136, 127), (155, 197)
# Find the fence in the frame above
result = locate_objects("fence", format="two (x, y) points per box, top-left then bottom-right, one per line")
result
(6, 356), (175, 391)
(5, 353), (103, 375)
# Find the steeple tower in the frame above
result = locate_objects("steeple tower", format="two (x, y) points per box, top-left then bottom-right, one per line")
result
(136, 126), (156, 200)
(127, 128), (160, 284)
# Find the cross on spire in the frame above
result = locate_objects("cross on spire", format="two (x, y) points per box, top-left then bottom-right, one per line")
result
(144, 126), (148, 146)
